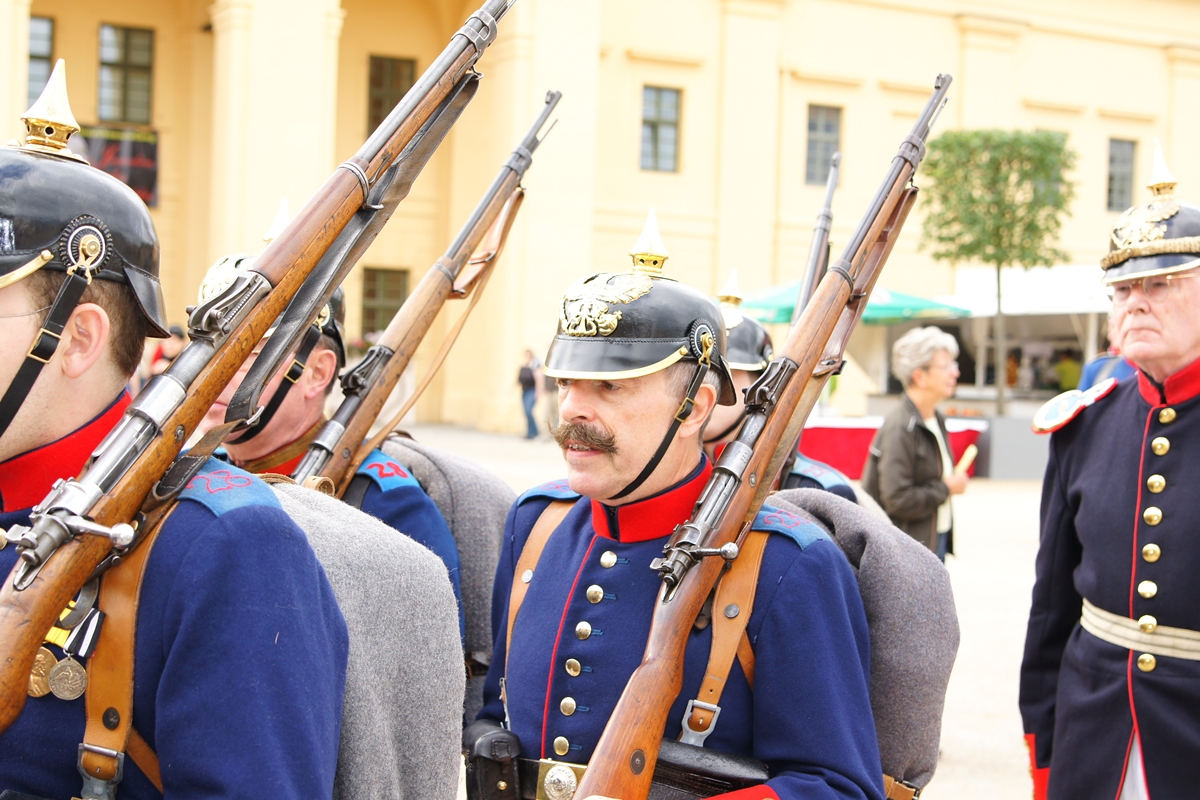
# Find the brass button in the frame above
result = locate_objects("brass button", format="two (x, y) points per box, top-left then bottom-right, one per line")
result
(1147, 474), (1166, 493)
(586, 585), (604, 604)
(600, 551), (617, 568)
(1138, 615), (1158, 633)
(521, 569), (534, 584)
(1137, 653), (1157, 672)
(575, 621), (592, 640)
(1159, 407), (1177, 424)
(1152, 437), (1170, 456)
(565, 658), (581, 677)
(1143, 543), (1162, 563)
(1138, 580), (1158, 599)
(497, 781), (508, 791)
(554, 736), (570, 756)
(1143, 507), (1163, 526)
(560, 696), (577, 716)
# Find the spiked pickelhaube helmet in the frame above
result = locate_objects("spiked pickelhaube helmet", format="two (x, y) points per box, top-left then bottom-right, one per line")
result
(1102, 141), (1200, 284)
(717, 270), (773, 373)
(544, 210), (735, 500)
(0, 60), (168, 435)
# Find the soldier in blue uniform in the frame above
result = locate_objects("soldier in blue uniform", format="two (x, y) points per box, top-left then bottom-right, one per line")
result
(466, 213), (882, 800)
(703, 272), (857, 502)
(0, 62), (348, 799)
(195, 256), (464, 636)
(1021, 148), (1200, 800)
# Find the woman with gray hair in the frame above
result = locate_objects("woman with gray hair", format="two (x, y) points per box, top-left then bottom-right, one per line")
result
(862, 326), (968, 560)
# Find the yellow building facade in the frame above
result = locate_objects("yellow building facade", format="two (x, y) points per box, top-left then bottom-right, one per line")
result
(4, 0), (1200, 431)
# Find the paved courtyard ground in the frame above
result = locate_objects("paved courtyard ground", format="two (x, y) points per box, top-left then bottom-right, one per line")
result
(409, 424), (1041, 799)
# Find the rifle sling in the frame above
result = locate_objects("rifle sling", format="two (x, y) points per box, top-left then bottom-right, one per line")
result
(226, 325), (322, 445)
(79, 505), (174, 793)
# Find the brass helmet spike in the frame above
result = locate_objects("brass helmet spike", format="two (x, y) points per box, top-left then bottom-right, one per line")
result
(1148, 138), (1177, 201)
(630, 208), (670, 277)
(717, 269), (742, 306)
(263, 197), (291, 243)
(20, 59), (85, 163)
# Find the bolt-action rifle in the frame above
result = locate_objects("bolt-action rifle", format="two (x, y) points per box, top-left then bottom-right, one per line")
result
(0, 0), (517, 735)
(291, 91), (561, 494)
(777, 150), (840, 484)
(573, 74), (952, 800)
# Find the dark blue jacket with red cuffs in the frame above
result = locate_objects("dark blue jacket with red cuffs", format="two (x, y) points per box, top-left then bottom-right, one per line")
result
(480, 459), (883, 800)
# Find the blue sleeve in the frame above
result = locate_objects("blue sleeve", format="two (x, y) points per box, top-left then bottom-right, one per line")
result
(360, 480), (465, 640)
(139, 502), (349, 799)
(479, 496), (553, 724)
(751, 537), (884, 800)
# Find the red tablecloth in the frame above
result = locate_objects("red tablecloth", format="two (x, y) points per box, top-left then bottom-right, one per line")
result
(799, 418), (986, 479)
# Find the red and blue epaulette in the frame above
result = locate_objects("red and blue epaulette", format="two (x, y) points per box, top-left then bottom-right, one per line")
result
(1031, 377), (1119, 434)
(178, 458), (281, 516)
(752, 504), (827, 550)
(517, 478), (580, 506)
(355, 448), (422, 492)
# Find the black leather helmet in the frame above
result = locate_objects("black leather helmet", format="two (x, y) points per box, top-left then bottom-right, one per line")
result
(717, 271), (773, 373)
(543, 211), (735, 405)
(1103, 142), (1200, 284)
(0, 61), (167, 336)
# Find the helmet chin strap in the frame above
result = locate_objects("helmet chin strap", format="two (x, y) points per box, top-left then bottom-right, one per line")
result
(225, 325), (322, 445)
(609, 358), (712, 502)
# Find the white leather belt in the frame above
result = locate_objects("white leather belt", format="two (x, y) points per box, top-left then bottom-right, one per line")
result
(1081, 598), (1200, 661)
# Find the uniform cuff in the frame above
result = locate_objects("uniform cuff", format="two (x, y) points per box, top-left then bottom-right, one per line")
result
(1025, 732), (1050, 800)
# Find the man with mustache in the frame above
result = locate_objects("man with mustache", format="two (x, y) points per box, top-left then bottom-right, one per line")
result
(0, 65), (347, 799)
(466, 213), (883, 800)
(1021, 149), (1200, 800)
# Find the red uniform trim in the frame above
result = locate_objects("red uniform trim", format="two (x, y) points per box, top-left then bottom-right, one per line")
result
(1025, 733), (1050, 800)
(1136, 353), (1200, 405)
(709, 786), (779, 800)
(589, 459), (713, 543)
(540, 536), (599, 759)
(0, 392), (129, 512)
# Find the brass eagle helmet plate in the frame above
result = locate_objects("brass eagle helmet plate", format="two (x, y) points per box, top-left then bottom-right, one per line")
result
(1111, 200), (1181, 251)
(560, 272), (653, 337)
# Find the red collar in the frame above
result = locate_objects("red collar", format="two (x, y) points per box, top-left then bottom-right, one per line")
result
(590, 458), (713, 543)
(1137, 355), (1200, 405)
(0, 393), (130, 513)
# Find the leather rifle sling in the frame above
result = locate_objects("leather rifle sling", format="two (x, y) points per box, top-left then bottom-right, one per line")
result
(78, 506), (175, 793)
(505, 499), (575, 675)
(684, 530), (769, 737)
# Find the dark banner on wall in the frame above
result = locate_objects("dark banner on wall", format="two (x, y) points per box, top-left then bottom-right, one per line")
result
(75, 126), (158, 207)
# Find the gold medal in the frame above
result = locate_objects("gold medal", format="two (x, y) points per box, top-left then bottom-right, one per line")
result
(48, 655), (87, 701)
(27, 646), (56, 698)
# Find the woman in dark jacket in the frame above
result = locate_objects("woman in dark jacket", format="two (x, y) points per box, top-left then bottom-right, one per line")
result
(862, 326), (968, 560)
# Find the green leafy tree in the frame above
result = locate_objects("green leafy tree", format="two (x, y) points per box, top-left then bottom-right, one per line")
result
(920, 129), (1077, 415)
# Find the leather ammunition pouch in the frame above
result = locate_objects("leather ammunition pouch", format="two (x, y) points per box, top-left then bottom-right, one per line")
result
(464, 719), (522, 800)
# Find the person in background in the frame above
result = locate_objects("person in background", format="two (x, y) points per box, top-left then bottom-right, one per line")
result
(150, 324), (186, 375)
(517, 349), (542, 440)
(861, 326), (967, 561)
(1053, 351), (1082, 391)
(1078, 315), (1137, 390)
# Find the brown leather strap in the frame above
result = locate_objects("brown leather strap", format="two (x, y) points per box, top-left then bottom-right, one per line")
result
(685, 531), (770, 736)
(128, 727), (163, 792)
(883, 773), (919, 800)
(506, 499), (575, 671)
(736, 630), (755, 691)
(79, 506), (174, 788)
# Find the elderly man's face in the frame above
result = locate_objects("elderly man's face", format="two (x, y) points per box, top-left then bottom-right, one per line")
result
(1110, 269), (1200, 382)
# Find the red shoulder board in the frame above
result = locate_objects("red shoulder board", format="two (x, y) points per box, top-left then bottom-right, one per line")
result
(1032, 377), (1118, 434)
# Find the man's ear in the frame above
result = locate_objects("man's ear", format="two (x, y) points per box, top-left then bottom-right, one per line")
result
(678, 381), (718, 441)
(58, 302), (112, 380)
(301, 348), (339, 401)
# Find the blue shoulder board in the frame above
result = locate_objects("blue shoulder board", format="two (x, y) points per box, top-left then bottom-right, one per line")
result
(790, 454), (851, 490)
(356, 449), (423, 492)
(517, 478), (580, 506)
(751, 505), (827, 550)
(178, 458), (281, 516)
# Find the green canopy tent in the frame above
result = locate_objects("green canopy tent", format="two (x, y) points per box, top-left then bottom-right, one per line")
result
(740, 281), (970, 325)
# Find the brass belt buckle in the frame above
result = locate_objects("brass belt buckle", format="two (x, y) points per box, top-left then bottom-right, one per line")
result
(536, 758), (587, 800)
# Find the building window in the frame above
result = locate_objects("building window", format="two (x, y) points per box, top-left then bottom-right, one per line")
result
(362, 268), (409, 336)
(98, 25), (153, 124)
(1108, 139), (1136, 212)
(368, 56), (417, 134)
(806, 105), (841, 185)
(28, 17), (54, 107)
(641, 86), (680, 172)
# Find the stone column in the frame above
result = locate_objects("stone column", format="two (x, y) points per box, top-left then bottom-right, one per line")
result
(1, 0), (33, 142)
(714, 0), (784, 290)
(207, 0), (343, 262)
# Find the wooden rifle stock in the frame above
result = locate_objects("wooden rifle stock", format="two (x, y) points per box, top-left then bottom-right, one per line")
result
(0, 0), (515, 734)
(575, 74), (951, 800)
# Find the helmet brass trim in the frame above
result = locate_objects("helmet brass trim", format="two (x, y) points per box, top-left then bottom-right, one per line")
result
(543, 346), (688, 381)
(1102, 254), (1200, 285)
(0, 251), (54, 290)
